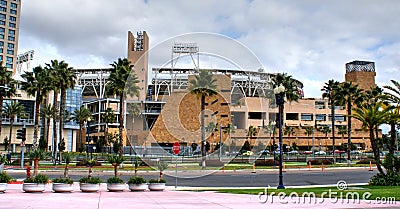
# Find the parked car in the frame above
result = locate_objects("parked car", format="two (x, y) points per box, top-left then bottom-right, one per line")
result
(315, 151), (326, 155)
(258, 150), (270, 156)
(242, 151), (254, 156)
(287, 150), (299, 155)
(303, 151), (313, 155)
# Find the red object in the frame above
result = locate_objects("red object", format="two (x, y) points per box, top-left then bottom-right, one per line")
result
(172, 142), (180, 155)
(26, 166), (31, 179)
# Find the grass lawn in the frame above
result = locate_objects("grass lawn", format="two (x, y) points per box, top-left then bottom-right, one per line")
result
(210, 186), (400, 201)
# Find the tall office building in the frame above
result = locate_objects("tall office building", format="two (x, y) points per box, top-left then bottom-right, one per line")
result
(0, 0), (20, 71)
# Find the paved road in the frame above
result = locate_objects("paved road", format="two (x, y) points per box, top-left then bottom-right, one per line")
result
(7, 168), (377, 187)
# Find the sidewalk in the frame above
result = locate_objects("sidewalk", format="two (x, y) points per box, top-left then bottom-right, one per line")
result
(0, 183), (398, 209)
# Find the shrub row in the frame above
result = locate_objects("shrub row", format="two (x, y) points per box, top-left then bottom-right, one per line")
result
(307, 159), (333, 165)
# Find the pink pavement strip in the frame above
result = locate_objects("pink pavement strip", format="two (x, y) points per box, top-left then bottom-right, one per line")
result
(0, 183), (398, 209)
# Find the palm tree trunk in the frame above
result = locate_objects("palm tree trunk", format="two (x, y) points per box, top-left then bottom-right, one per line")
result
(59, 90), (66, 153)
(8, 120), (13, 153)
(45, 118), (50, 151)
(0, 97), (3, 136)
(114, 165), (118, 177)
(33, 93), (41, 149)
(389, 122), (396, 155)
(331, 97), (336, 164)
(347, 99), (352, 165)
(64, 163), (69, 178)
(105, 124), (109, 153)
(34, 159), (39, 176)
(201, 94), (206, 169)
(119, 95), (124, 157)
(370, 128), (385, 175)
(53, 91), (59, 165)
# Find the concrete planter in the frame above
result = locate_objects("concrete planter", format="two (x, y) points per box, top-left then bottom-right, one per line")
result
(0, 183), (7, 192)
(148, 183), (166, 191)
(128, 183), (148, 191)
(23, 183), (46, 193)
(79, 183), (100, 192)
(52, 183), (74, 193)
(107, 183), (126, 192)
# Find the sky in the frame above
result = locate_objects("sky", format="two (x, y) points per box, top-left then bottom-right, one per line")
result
(17, 0), (400, 98)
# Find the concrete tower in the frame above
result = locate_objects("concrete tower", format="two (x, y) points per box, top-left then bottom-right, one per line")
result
(127, 31), (149, 101)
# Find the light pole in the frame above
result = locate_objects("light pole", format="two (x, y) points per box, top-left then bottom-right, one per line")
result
(274, 84), (285, 189)
(86, 117), (91, 159)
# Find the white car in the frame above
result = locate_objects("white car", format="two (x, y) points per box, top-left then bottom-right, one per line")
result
(315, 151), (326, 155)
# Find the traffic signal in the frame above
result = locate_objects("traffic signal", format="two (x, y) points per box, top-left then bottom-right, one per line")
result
(16, 128), (26, 141)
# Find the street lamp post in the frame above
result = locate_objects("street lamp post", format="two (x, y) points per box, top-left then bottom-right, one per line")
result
(86, 118), (91, 159)
(274, 84), (285, 189)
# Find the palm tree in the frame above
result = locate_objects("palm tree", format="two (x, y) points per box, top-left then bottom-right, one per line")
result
(21, 66), (50, 148)
(304, 126), (313, 150)
(102, 107), (116, 153)
(46, 60), (76, 163)
(322, 79), (340, 162)
(39, 104), (54, 151)
(272, 73), (301, 102)
(284, 125), (297, 150)
(383, 80), (400, 157)
(0, 62), (16, 137)
(338, 81), (363, 164)
(319, 125), (331, 150)
(352, 102), (394, 175)
(223, 123), (235, 153)
(71, 106), (92, 152)
(106, 155), (125, 177)
(189, 70), (218, 169)
(2, 101), (25, 152)
(246, 125), (258, 146)
(106, 58), (140, 156)
(28, 149), (46, 176)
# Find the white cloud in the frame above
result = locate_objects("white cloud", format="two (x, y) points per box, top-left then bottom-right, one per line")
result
(18, 0), (400, 98)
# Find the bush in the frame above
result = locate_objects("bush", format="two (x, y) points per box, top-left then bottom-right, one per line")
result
(127, 176), (146, 184)
(307, 159), (333, 165)
(79, 177), (102, 184)
(198, 160), (224, 167)
(0, 172), (13, 183)
(369, 173), (400, 186)
(255, 159), (275, 166)
(149, 178), (166, 183)
(52, 178), (74, 184)
(356, 159), (376, 164)
(24, 174), (49, 184)
(106, 177), (124, 184)
(76, 160), (102, 166)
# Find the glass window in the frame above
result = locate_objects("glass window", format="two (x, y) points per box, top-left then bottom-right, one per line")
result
(316, 114), (326, 121)
(0, 41), (3, 46)
(0, 0), (6, 6)
(11, 3), (17, 9)
(6, 56), (12, 63)
(6, 63), (12, 69)
(301, 113), (313, 121)
(0, 34), (3, 39)
(0, 55), (3, 61)
(6, 49), (13, 55)
(328, 115), (346, 122)
(0, 13), (5, 20)
(0, 7), (6, 12)
(8, 29), (14, 36)
(0, 20), (4, 26)
(286, 113), (299, 120)
(9, 16), (16, 22)
(8, 22), (15, 28)
(7, 43), (13, 49)
(7, 36), (14, 41)
(10, 9), (16, 15)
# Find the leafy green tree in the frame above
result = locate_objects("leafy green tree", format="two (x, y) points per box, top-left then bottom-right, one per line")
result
(3, 101), (25, 151)
(322, 79), (340, 161)
(283, 125), (296, 137)
(21, 66), (50, 148)
(106, 58), (140, 156)
(71, 106), (92, 152)
(28, 149), (46, 176)
(3, 136), (9, 153)
(352, 102), (394, 175)
(189, 70), (218, 169)
(0, 62), (16, 137)
(337, 125), (347, 147)
(383, 80), (400, 159)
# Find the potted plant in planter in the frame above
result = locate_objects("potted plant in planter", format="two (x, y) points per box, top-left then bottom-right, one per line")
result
(79, 177), (102, 192)
(52, 177), (74, 193)
(23, 174), (49, 193)
(106, 176), (126, 192)
(148, 161), (168, 191)
(106, 155), (125, 177)
(127, 176), (147, 191)
(148, 179), (166, 191)
(0, 172), (13, 192)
